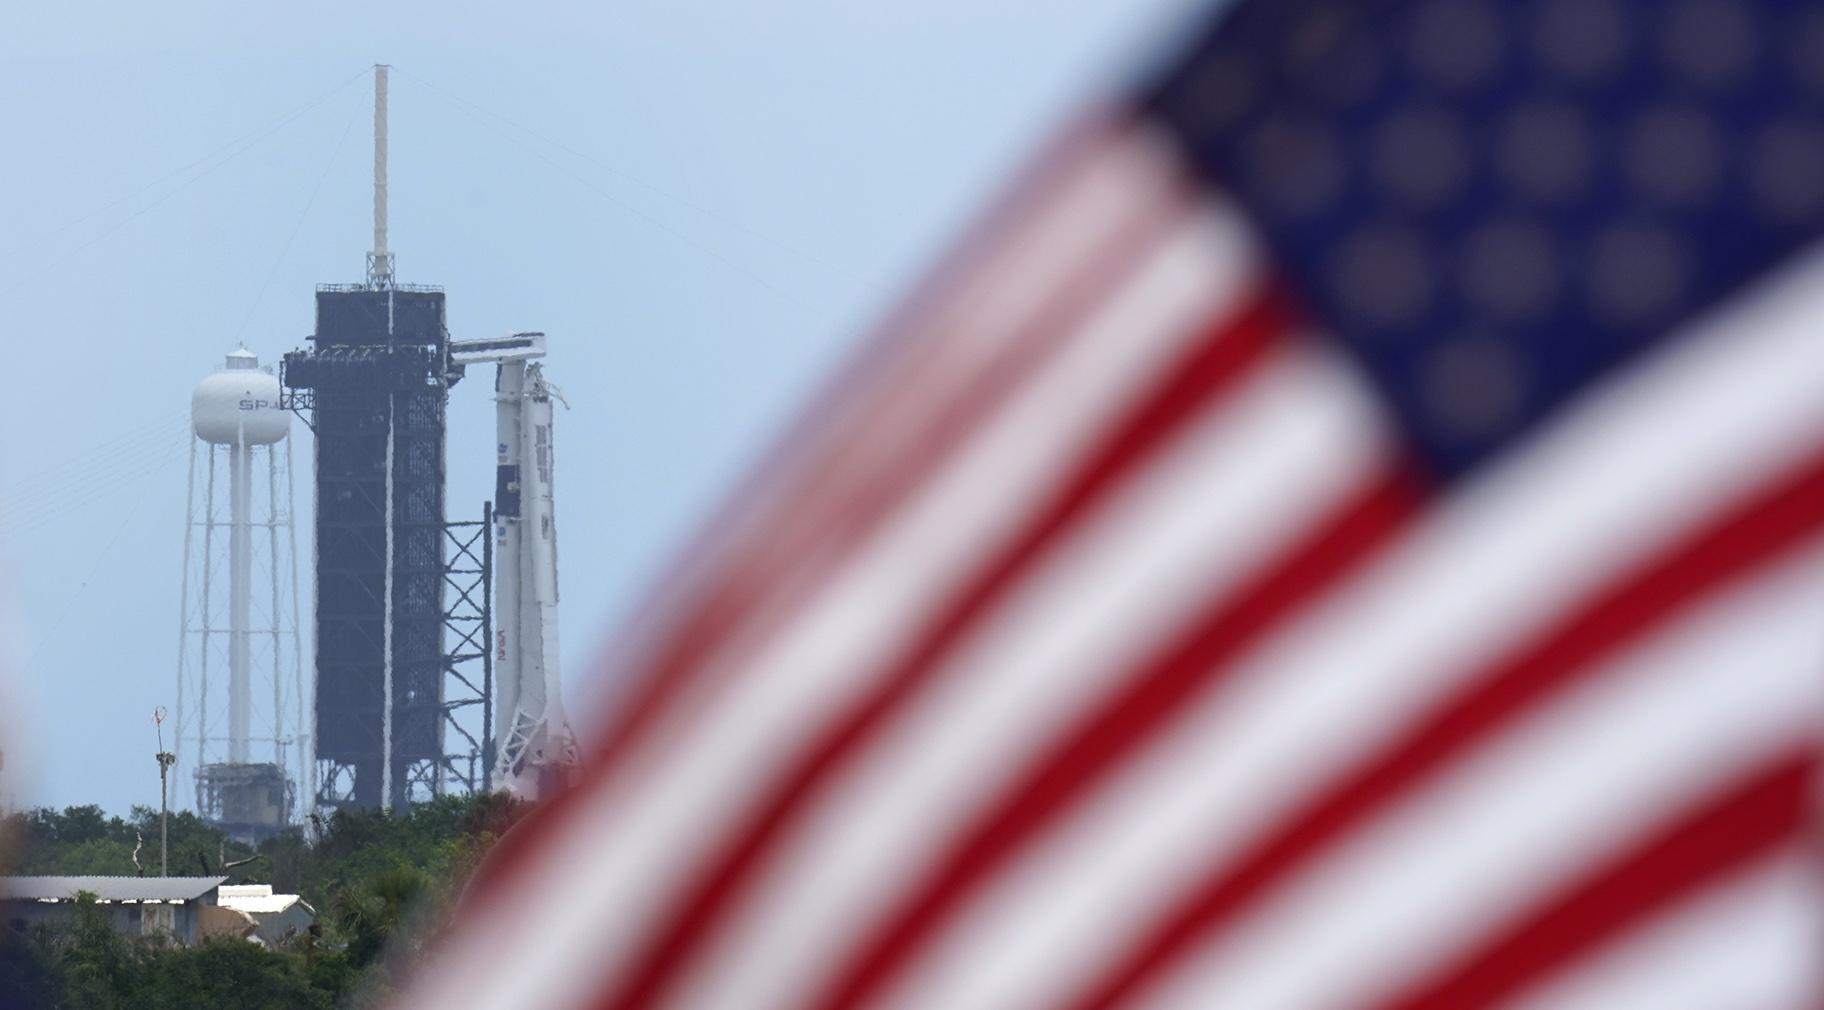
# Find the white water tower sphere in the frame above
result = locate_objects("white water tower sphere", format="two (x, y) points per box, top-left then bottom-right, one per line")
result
(192, 349), (289, 445)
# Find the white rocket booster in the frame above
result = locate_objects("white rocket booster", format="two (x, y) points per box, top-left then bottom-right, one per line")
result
(453, 332), (578, 796)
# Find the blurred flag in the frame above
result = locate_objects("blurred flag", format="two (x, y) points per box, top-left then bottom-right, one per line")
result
(403, 1), (1824, 1007)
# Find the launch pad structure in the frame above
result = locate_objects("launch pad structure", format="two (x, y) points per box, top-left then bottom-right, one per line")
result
(281, 285), (474, 811)
(172, 64), (575, 828)
(270, 65), (573, 815)
(277, 65), (472, 812)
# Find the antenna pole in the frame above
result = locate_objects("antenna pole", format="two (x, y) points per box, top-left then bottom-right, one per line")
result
(367, 64), (395, 288)
(154, 708), (175, 877)
(158, 755), (173, 876)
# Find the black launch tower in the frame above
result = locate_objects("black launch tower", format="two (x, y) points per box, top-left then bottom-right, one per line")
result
(279, 65), (493, 813)
(282, 287), (460, 810)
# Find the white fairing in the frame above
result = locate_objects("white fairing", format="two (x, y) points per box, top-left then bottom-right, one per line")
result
(493, 359), (578, 796)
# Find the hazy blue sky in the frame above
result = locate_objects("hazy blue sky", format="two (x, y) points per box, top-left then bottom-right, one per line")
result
(0, 1), (1196, 813)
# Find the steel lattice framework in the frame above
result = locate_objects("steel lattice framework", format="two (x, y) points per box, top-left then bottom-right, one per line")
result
(440, 505), (494, 795)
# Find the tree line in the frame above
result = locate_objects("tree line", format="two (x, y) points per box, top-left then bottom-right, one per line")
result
(0, 793), (527, 1009)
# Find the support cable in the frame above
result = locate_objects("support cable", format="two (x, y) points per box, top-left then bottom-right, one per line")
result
(18, 435), (188, 671)
(0, 68), (373, 299)
(0, 409), (191, 518)
(0, 67), (372, 269)
(392, 66), (861, 284)
(233, 98), (365, 345)
(390, 67), (826, 315)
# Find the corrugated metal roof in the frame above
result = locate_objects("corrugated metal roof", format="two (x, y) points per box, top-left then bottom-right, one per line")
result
(217, 884), (310, 915)
(0, 876), (226, 902)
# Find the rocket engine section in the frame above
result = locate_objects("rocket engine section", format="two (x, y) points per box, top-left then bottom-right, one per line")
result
(453, 332), (578, 797)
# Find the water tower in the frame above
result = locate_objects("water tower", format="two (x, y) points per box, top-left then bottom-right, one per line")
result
(174, 348), (307, 842)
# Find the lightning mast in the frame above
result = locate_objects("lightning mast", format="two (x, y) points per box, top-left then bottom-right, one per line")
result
(283, 64), (459, 811)
(367, 64), (394, 290)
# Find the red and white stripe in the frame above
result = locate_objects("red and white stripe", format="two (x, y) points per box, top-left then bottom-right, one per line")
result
(399, 120), (1824, 1010)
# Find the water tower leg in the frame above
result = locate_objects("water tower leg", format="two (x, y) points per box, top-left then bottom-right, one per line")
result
(229, 440), (251, 765)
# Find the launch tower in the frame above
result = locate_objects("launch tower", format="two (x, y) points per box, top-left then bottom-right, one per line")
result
(281, 66), (487, 811)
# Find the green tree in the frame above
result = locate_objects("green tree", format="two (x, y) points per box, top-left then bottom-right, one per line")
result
(52, 894), (137, 1010)
(142, 937), (334, 1010)
(331, 864), (430, 970)
(0, 925), (60, 1010)
(0, 791), (531, 1008)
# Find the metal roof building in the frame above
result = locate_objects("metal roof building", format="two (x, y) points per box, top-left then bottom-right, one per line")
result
(0, 876), (227, 944)
(217, 883), (316, 945)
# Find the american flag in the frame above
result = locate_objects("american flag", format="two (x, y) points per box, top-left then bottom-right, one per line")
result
(403, 0), (1824, 1007)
